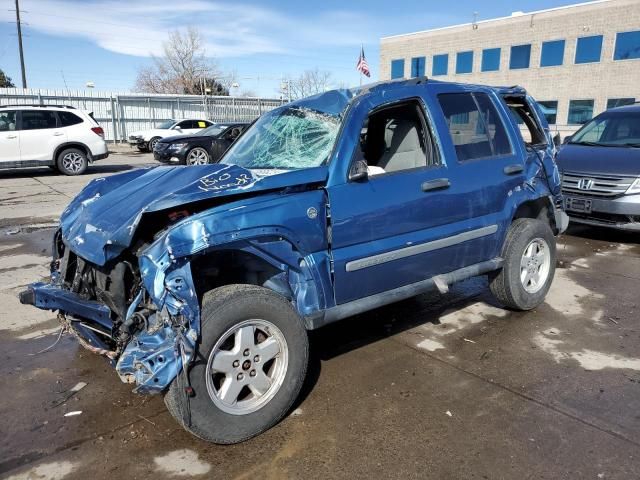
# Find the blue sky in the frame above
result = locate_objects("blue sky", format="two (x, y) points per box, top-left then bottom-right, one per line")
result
(0, 0), (594, 97)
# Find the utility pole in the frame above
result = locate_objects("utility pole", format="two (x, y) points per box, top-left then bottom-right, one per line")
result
(15, 0), (27, 88)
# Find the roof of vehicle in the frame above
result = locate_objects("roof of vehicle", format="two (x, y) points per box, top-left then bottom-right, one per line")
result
(605, 103), (640, 113)
(0, 104), (79, 110)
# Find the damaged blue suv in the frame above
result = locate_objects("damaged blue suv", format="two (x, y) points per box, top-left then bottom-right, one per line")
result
(20, 79), (567, 443)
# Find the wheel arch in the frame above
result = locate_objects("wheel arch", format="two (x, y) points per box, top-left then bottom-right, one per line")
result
(510, 195), (562, 234)
(54, 142), (91, 162)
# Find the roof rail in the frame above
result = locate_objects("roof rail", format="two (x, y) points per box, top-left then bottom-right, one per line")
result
(0, 104), (76, 109)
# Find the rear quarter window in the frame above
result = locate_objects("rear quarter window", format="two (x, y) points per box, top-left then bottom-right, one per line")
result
(58, 111), (84, 127)
(438, 92), (512, 161)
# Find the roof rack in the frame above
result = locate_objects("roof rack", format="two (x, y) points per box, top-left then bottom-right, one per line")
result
(0, 104), (76, 109)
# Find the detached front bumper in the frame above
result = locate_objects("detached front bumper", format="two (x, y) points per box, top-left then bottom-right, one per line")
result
(20, 282), (112, 328)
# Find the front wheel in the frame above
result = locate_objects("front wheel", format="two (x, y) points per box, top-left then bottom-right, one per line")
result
(490, 218), (556, 310)
(148, 137), (160, 152)
(164, 285), (308, 444)
(185, 147), (210, 165)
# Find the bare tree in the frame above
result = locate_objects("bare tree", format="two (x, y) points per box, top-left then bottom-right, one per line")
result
(134, 27), (228, 95)
(280, 68), (333, 100)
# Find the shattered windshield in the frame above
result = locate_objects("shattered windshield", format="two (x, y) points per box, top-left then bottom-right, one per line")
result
(221, 89), (354, 169)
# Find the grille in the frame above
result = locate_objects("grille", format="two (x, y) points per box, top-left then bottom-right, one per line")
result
(154, 142), (168, 151)
(561, 171), (634, 198)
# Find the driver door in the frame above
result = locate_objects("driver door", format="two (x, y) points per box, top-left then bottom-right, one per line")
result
(327, 98), (464, 304)
(0, 110), (19, 163)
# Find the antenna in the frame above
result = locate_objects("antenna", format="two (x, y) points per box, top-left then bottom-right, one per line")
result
(472, 11), (478, 30)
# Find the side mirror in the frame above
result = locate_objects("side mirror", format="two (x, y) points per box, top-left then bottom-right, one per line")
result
(172, 126), (182, 131)
(349, 159), (369, 182)
(553, 133), (561, 147)
(563, 135), (572, 144)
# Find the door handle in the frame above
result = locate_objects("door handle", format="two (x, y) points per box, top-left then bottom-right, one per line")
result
(53, 132), (64, 136)
(503, 164), (524, 175)
(422, 178), (450, 192)
(6, 134), (17, 139)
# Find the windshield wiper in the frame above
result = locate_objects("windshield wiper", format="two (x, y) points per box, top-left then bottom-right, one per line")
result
(568, 141), (606, 146)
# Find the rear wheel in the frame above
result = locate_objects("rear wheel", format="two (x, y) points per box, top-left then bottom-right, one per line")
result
(490, 218), (556, 310)
(56, 148), (88, 175)
(164, 285), (308, 444)
(186, 147), (210, 165)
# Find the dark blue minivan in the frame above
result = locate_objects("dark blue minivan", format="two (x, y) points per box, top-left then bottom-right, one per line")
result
(557, 104), (640, 231)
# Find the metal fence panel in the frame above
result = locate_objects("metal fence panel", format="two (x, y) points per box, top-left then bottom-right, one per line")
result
(0, 88), (285, 142)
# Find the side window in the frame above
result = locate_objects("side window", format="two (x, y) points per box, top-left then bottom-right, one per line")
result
(438, 92), (512, 161)
(58, 111), (83, 127)
(195, 120), (209, 128)
(354, 100), (438, 176)
(177, 120), (194, 129)
(21, 110), (58, 130)
(0, 111), (17, 131)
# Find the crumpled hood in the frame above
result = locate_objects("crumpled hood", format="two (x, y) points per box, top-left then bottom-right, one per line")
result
(60, 164), (328, 266)
(557, 144), (640, 177)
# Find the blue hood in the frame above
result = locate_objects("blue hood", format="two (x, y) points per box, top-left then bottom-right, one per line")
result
(60, 164), (328, 265)
(557, 144), (640, 177)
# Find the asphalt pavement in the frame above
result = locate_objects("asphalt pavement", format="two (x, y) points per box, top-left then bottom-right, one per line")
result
(0, 153), (639, 479)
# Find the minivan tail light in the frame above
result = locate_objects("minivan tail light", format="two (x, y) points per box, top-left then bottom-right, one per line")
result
(91, 126), (105, 138)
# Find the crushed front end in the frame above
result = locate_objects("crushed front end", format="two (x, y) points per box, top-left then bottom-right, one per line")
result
(20, 228), (197, 394)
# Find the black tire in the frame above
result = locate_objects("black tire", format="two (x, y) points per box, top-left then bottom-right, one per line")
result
(136, 146), (146, 152)
(148, 137), (160, 152)
(490, 218), (556, 311)
(164, 284), (308, 444)
(56, 148), (88, 175)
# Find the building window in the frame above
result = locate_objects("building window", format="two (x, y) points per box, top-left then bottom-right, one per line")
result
(391, 59), (405, 79)
(540, 40), (565, 67)
(568, 100), (594, 125)
(438, 92), (511, 161)
(607, 98), (635, 109)
(432, 54), (448, 76)
(575, 35), (603, 64)
(510, 44), (531, 69)
(455, 51), (473, 74)
(537, 101), (558, 124)
(411, 56), (426, 77)
(614, 31), (640, 60)
(481, 48), (500, 72)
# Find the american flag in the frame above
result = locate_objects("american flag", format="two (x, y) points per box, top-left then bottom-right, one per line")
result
(356, 47), (371, 77)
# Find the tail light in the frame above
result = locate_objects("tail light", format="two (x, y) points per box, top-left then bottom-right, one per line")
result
(91, 126), (105, 138)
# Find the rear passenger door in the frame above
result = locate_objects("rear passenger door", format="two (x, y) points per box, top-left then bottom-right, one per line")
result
(433, 90), (526, 264)
(18, 110), (67, 162)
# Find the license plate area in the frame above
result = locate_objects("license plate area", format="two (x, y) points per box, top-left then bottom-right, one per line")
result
(565, 196), (592, 213)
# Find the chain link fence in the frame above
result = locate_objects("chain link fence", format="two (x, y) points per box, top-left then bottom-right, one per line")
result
(0, 88), (285, 142)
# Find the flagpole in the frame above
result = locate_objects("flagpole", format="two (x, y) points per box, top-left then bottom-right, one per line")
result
(360, 43), (363, 87)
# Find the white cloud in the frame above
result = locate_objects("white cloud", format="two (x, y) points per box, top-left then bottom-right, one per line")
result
(2, 0), (379, 58)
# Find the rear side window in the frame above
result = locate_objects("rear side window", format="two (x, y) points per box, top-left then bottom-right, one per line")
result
(438, 92), (512, 161)
(58, 111), (83, 127)
(21, 110), (58, 130)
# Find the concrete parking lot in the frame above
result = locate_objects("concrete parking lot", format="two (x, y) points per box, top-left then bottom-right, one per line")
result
(1, 154), (639, 479)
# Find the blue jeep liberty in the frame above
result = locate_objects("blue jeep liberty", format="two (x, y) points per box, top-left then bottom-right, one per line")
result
(20, 78), (568, 443)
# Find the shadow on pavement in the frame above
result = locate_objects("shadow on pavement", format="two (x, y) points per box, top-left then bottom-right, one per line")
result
(566, 223), (640, 245)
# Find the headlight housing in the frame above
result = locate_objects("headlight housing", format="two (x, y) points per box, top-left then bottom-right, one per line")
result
(626, 177), (640, 195)
(168, 143), (188, 151)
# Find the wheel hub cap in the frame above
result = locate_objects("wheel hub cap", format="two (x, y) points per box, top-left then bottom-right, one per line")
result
(62, 152), (83, 173)
(205, 319), (288, 415)
(520, 237), (551, 294)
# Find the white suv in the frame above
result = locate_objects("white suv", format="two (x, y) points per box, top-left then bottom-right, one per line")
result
(0, 105), (109, 175)
(128, 118), (214, 152)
